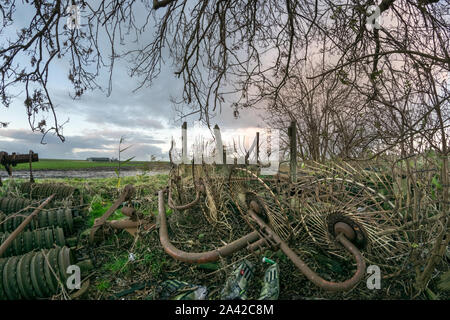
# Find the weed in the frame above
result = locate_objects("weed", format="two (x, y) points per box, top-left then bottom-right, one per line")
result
(142, 251), (166, 277)
(96, 280), (112, 291)
(103, 254), (129, 274)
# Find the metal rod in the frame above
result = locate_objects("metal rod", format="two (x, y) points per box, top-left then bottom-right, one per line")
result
(89, 185), (135, 243)
(167, 179), (202, 210)
(107, 219), (145, 229)
(248, 209), (366, 292)
(0, 194), (55, 257)
(167, 186), (201, 210)
(158, 190), (260, 264)
(29, 150), (35, 183)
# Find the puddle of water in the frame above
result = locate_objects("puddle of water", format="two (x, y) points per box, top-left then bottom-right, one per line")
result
(0, 170), (168, 179)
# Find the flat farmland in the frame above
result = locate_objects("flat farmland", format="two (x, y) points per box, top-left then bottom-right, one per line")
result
(12, 159), (170, 171)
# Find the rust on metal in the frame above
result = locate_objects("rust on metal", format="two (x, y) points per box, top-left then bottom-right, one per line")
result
(0, 151), (38, 177)
(167, 179), (203, 210)
(29, 150), (35, 183)
(158, 190), (260, 264)
(248, 209), (366, 292)
(334, 222), (356, 241)
(107, 219), (155, 237)
(89, 184), (135, 243)
(121, 206), (137, 219)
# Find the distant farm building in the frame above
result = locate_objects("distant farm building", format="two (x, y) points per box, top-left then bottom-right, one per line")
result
(86, 157), (111, 162)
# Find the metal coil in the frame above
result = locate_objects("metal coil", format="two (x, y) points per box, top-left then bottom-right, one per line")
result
(0, 246), (75, 300)
(0, 197), (54, 214)
(0, 209), (74, 234)
(19, 183), (80, 201)
(0, 227), (66, 257)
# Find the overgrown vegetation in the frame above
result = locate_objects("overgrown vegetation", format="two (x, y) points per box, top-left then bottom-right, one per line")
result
(0, 162), (448, 300)
(12, 159), (150, 171)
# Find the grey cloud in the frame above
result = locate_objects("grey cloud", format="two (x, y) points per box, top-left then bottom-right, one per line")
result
(51, 60), (183, 131)
(1, 2), (267, 163)
(0, 128), (166, 160)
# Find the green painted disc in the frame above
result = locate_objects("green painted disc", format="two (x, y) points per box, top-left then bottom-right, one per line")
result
(56, 209), (64, 229)
(45, 229), (54, 248)
(54, 228), (65, 247)
(39, 211), (48, 229)
(16, 253), (34, 299)
(23, 231), (33, 252)
(13, 232), (23, 256)
(30, 252), (47, 298)
(3, 256), (21, 299)
(64, 209), (73, 234)
(0, 258), (8, 300)
(43, 249), (57, 294)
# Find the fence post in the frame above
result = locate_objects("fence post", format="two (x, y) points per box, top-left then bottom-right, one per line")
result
(289, 121), (297, 183)
(182, 122), (188, 164)
(223, 146), (227, 165)
(214, 124), (224, 164)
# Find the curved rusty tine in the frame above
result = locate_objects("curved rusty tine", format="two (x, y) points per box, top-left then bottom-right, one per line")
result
(158, 190), (260, 264)
(167, 179), (203, 211)
(248, 210), (366, 292)
(89, 184), (135, 243)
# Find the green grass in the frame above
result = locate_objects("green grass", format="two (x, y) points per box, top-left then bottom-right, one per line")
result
(87, 196), (126, 227)
(96, 280), (112, 291)
(13, 159), (170, 171)
(103, 254), (130, 274)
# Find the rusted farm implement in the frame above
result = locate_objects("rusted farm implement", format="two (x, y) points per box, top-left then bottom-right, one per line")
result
(0, 151), (38, 184)
(150, 122), (407, 292)
(0, 123), (422, 299)
(0, 152), (94, 300)
(157, 165), (369, 291)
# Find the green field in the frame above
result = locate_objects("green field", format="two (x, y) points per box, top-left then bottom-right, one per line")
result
(13, 159), (170, 171)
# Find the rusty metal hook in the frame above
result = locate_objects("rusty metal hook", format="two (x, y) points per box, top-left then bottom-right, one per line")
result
(158, 188), (366, 291)
(158, 190), (260, 263)
(248, 209), (366, 292)
(167, 178), (204, 211)
(89, 185), (135, 243)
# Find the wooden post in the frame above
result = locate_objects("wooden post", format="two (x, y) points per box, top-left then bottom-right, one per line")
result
(289, 121), (297, 183)
(214, 124), (223, 164)
(182, 122), (187, 164)
(223, 146), (227, 165)
(256, 132), (260, 164)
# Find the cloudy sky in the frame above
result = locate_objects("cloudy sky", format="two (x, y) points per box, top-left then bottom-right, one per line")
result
(0, 2), (266, 161)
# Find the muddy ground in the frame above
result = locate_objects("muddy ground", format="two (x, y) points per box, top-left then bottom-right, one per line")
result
(0, 168), (169, 179)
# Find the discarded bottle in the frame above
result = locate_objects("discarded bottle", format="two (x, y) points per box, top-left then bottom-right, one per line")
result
(262, 257), (276, 265)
